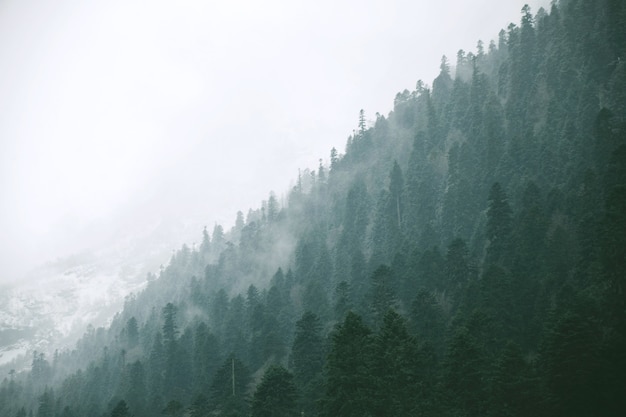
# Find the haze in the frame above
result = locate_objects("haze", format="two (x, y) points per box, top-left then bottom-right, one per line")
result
(0, 0), (549, 284)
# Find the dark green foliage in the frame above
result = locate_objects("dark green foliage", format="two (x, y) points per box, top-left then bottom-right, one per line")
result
(124, 317), (139, 348)
(389, 160), (404, 230)
(410, 289), (445, 351)
(371, 310), (422, 417)
(192, 322), (221, 397)
(333, 281), (352, 321)
(4, 2), (626, 416)
(290, 312), (324, 385)
(188, 394), (210, 417)
(443, 327), (486, 417)
(209, 356), (250, 417)
(110, 400), (130, 417)
(290, 312), (324, 416)
(322, 312), (374, 417)
(602, 145), (626, 306)
(541, 309), (604, 417)
(445, 238), (473, 309)
(489, 341), (535, 417)
(251, 365), (298, 417)
(162, 400), (183, 417)
(486, 182), (512, 267)
(31, 352), (52, 390)
(368, 265), (397, 324)
(36, 389), (54, 417)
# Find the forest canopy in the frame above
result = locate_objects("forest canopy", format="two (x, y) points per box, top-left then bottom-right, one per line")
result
(1, 1), (625, 416)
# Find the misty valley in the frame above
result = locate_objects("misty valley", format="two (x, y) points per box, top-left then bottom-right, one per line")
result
(2, 1), (626, 417)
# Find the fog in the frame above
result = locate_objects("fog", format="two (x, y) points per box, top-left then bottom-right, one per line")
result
(0, 0), (550, 285)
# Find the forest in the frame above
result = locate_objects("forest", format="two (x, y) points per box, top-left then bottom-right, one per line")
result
(1, 0), (625, 416)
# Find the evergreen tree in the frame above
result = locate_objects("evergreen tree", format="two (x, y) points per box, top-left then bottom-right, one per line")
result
(410, 289), (445, 352)
(371, 310), (423, 417)
(333, 281), (352, 321)
(188, 394), (210, 417)
(110, 400), (131, 417)
(443, 327), (486, 417)
(125, 317), (139, 349)
(251, 365), (298, 417)
(290, 312), (324, 416)
(322, 312), (374, 417)
(209, 356), (250, 417)
(486, 182), (513, 266)
(389, 160), (404, 229)
(368, 265), (397, 325)
(36, 389), (54, 417)
(162, 400), (184, 417)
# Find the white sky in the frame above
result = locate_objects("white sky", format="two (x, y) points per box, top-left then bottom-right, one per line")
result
(0, 0), (550, 284)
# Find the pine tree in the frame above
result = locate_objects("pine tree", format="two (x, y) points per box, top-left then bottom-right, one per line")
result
(486, 182), (512, 267)
(110, 400), (131, 417)
(371, 310), (422, 417)
(322, 312), (374, 417)
(36, 389), (54, 417)
(209, 356), (250, 417)
(251, 365), (298, 417)
(389, 160), (404, 230)
(443, 327), (486, 417)
(290, 312), (324, 416)
(368, 265), (397, 325)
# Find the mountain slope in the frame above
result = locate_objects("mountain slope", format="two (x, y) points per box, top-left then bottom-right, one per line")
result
(1, 1), (625, 417)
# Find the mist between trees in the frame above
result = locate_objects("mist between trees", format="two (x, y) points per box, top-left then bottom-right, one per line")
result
(2, 1), (626, 416)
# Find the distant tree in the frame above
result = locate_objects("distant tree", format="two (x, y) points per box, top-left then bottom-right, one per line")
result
(318, 159), (326, 183)
(330, 147), (339, 169)
(445, 238), (471, 301)
(290, 312), (324, 385)
(162, 400), (184, 417)
(188, 394), (210, 417)
(162, 303), (179, 345)
(147, 331), (165, 409)
(411, 289), (445, 351)
(36, 389), (54, 417)
(200, 226), (211, 257)
(125, 317), (139, 348)
(358, 109), (366, 135)
(209, 356), (250, 417)
(443, 327), (486, 417)
(192, 322), (221, 395)
(322, 312), (374, 417)
(389, 160), (404, 229)
(371, 310), (423, 417)
(110, 400), (131, 417)
(333, 281), (352, 321)
(290, 312), (324, 416)
(542, 310), (604, 417)
(267, 192), (279, 222)
(125, 360), (146, 416)
(486, 182), (513, 266)
(369, 265), (397, 325)
(31, 351), (52, 388)
(489, 341), (535, 417)
(432, 55), (453, 104)
(251, 365), (298, 417)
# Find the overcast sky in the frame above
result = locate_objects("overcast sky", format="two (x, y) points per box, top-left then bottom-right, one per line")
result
(0, 0), (550, 284)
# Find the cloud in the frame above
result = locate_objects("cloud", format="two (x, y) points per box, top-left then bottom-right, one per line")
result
(0, 0), (550, 283)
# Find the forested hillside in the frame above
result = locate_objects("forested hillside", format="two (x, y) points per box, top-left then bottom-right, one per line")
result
(2, 1), (626, 416)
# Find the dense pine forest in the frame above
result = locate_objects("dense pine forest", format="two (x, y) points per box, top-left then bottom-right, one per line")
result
(2, 0), (626, 416)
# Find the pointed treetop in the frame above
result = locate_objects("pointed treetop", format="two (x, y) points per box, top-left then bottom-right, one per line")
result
(358, 109), (366, 134)
(440, 55), (450, 75)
